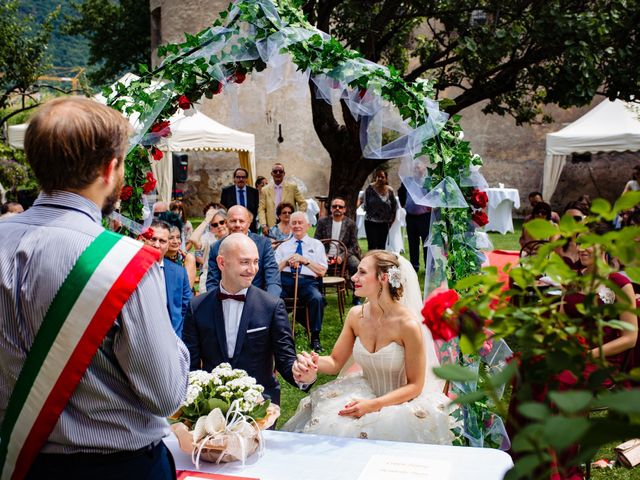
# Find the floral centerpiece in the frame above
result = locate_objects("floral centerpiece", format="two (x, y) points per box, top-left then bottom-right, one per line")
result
(171, 363), (279, 466)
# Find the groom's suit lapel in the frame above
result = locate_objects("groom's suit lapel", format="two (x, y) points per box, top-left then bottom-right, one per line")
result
(210, 288), (230, 362)
(232, 286), (255, 359)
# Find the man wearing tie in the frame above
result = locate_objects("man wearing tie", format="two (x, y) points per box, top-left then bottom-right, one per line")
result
(275, 212), (327, 352)
(220, 168), (259, 232)
(184, 233), (317, 405)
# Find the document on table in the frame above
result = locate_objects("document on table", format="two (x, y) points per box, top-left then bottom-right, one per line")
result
(357, 454), (451, 480)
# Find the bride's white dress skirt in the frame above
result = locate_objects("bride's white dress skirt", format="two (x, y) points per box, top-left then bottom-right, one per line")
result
(283, 338), (455, 445)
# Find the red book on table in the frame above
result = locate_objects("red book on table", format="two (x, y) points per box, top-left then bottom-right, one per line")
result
(176, 470), (259, 480)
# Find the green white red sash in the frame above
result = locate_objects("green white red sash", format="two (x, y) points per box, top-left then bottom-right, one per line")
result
(0, 231), (159, 480)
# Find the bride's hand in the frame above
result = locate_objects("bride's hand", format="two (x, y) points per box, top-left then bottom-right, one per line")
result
(338, 399), (380, 418)
(293, 352), (318, 384)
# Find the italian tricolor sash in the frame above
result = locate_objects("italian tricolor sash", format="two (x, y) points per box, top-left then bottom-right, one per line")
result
(0, 230), (160, 480)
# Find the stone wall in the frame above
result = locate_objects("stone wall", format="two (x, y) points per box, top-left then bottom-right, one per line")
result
(151, 0), (640, 218)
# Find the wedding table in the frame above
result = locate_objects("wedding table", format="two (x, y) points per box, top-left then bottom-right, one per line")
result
(165, 430), (513, 480)
(485, 187), (521, 234)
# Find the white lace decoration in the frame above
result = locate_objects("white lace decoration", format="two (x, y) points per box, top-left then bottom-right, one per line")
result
(387, 266), (402, 289)
(597, 286), (616, 305)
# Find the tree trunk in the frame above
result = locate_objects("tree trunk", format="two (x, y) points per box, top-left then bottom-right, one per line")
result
(308, 82), (385, 220)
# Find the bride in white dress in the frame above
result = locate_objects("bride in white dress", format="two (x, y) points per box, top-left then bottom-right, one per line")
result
(283, 250), (454, 444)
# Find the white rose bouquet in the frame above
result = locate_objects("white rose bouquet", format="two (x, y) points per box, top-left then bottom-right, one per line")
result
(171, 364), (279, 466)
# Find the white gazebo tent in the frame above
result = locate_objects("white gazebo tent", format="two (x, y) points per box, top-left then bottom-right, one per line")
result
(543, 99), (640, 201)
(153, 109), (256, 202)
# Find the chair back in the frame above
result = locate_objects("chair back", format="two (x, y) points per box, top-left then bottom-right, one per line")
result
(319, 239), (348, 280)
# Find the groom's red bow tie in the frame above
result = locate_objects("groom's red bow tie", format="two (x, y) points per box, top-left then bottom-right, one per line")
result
(217, 292), (246, 302)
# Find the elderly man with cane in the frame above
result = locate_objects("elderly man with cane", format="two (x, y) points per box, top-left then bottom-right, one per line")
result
(275, 212), (327, 352)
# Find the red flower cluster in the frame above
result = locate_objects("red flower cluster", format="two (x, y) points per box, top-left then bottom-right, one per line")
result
(421, 290), (460, 341)
(120, 185), (134, 201)
(234, 71), (246, 84)
(177, 95), (191, 110)
(150, 120), (171, 138)
(140, 227), (155, 240)
(470, 189), (488, 209)
(472, 210), (489, 227)
(151, 146), (163, 161)
(142, 171), (157, 194)
(208, 82), (223, 96)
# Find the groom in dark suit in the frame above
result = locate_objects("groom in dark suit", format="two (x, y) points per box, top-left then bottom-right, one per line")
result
(184, 233), (316, 405)
(220, 168), (259, 232)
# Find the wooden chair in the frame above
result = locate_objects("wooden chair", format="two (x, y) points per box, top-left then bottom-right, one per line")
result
(272, 239), (311, 340)
(319, 239), (348, 322)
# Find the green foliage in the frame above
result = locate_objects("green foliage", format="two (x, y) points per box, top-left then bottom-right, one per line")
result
(63, 0), (150, 86)
(0, 1), (58, 111)
(0, 140), (38, 199)
(450, 192), (640, 478)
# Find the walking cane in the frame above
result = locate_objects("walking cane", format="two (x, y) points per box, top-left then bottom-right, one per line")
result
(292, 265), (300, 336)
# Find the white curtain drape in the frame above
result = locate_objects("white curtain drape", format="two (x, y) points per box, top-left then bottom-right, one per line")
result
(150, 151), (173, 203)
(542, 154), (567, 201)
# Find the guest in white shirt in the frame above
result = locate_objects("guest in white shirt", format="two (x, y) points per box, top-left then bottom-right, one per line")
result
(275, 212), (328, 351)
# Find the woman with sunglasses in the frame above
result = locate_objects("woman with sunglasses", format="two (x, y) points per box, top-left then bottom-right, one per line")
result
(268, 202), (294, 241)
(190, 208), (229, 293)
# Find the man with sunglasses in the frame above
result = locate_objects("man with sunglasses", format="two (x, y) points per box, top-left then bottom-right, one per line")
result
(258, 163), (307, 234)
(314, 197), (361, 304)
(221, 167), (259, 232)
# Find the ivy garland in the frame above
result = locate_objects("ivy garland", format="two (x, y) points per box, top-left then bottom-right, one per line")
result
(106, 0), (489, 285)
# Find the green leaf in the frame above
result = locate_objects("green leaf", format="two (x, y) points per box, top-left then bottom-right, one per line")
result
(207, 398), (229, 413)
(613, 191), (640, 215)
(433, 364), (477, 382)
(590, 198), (612, 216)
(548, 391), (592, 414)
(451, 390), (487, 405)
(598, 390), (640, 414)
(486, 362), (517, 389)
(523, 219), (558, 240)
(542, 416), (590, 450)
(518, 402), (550, 421)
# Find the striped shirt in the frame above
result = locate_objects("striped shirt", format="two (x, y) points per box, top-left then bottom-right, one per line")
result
(0, 191), (190, 454)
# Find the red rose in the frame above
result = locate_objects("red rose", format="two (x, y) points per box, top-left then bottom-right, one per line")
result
(234, 71), (246, 84)
(358, 88), (367, 99)
(150, 120), (171, 137)
(142, 171), (157, 194)
(208, 82), (223, 96)
(177, 95), (191, 110)
(421, 290), (460, 341)
(554, 369), (578, 390)
(472, 210), (489, 227)
(120, 185), (134, 201)
(140, 227), (155, 240)
(470, 189), (488, 209)
(151, 146), (163, 161)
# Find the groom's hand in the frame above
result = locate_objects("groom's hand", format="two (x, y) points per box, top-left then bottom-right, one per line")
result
(293, 352), (317, 385)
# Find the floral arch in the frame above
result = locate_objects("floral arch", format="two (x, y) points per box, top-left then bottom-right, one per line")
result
(107, 0), (490, 290)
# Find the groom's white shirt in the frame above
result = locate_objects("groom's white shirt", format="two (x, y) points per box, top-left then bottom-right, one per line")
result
(219, 285), (249, 357)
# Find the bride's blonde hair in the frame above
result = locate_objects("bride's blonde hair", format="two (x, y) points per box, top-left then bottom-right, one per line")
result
(363, 250), (404, 301)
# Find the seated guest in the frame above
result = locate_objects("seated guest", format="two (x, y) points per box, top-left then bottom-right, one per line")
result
(268, 202), (294, 241)
(167, 225), (197, 288)
(564, 222), (638, 377)
(206, 205), (281, 297)
(275, 212), (328, 351)
(314, 196), (361, 303)
(220, 168), (259, 232)
(557, 201), (590, 270)
(519, 201), (554, 249)
(191, 207), (228, 293)
(0, 201), (24, 218)
(144, 220), (192, 336)
(622, 165), (640, 194)
(183, 233), (317, 405)
(526, 191), (560, 223)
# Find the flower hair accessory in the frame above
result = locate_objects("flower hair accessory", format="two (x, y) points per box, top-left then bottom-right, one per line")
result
(387, 266), (402, 289)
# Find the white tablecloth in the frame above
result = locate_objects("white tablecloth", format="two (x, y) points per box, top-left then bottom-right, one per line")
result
(166, 430), (512, 480)
(485, 188), (520, 234)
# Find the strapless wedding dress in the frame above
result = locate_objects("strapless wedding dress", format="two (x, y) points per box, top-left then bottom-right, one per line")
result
(282, 337), (454, 444)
